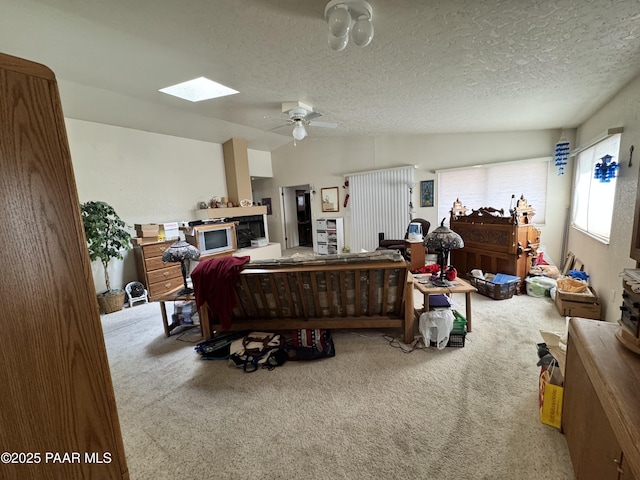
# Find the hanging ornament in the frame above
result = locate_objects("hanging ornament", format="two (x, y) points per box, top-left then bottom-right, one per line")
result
(554, 136), (570, 175)
(594, 154), (619, 183)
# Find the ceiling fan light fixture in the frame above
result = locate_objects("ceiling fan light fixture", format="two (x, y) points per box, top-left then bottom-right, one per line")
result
(328, 32), (349, 52)
(351, 16), (374, 47)
(327, 5), (351, 38)
(324, 0), (373, 51)
(292, 121), (307, 141)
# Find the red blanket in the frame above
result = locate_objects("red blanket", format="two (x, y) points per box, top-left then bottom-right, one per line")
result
(191, 256), (250, 330)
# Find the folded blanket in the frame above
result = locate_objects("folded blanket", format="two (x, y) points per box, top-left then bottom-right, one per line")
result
(192, 256), (250, 330)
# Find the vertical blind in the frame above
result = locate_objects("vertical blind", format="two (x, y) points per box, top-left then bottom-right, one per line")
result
(437, 160), (549, 224)
(348, 166), (415, 252)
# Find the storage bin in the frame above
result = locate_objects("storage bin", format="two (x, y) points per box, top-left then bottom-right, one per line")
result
(468, 274), (520, 300)
(526, 276), (557, 297)
(429, 329), (466, 348)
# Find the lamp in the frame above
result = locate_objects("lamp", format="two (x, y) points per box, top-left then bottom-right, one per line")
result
(324, 0), (374, 52)
(162, 240), (201, 295)
(425, 218), (464, 287)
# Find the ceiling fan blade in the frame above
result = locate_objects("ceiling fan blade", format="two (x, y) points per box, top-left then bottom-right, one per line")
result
(267, 123), (290, 132)
(309, 120), (338, 128)
(304, 111), (322, 121)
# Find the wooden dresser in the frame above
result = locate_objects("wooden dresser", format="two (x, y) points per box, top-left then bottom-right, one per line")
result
(563, 318), (640, 479)
(449, 203), (540, 293)
(134, 239), (183, 300)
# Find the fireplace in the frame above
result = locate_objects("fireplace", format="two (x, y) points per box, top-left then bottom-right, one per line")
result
(228, 215), (266, 248)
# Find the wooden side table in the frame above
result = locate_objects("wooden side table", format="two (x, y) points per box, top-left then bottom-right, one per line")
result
(155, 289), (203, 337)
(405, 240), (426, 270)
(413, 276), (477, 332)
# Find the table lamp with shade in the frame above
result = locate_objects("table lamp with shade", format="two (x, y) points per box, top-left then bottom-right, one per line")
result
(162, 240), (201, 295)
(425, 218), (464, 286)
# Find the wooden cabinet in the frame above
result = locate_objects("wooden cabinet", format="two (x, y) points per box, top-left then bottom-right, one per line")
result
(315, 217), (344, 255)
(450, 208), (540, 293)
(134, 240), (183, 300)
(563, 319), (640, 479)
(0, 52), (128, 479)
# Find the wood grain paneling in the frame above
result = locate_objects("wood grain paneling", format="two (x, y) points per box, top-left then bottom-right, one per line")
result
(0, 52), (128, 479)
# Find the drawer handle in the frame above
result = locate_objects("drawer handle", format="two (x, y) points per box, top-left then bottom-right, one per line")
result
(165, 283), (171, 288)
(163, 271), (169, 277)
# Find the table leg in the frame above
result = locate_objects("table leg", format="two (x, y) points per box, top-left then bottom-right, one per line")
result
(159, 301), (170, 337)
(200, 304), (212, 341)
(465, 292), (472, 332)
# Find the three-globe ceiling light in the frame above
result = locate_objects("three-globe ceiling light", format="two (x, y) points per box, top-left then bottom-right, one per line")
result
(324, 0), (374, 52)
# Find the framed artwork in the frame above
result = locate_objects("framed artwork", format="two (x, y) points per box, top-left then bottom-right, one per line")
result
(321, 187), (339, 212)
(262, 198), (272, 215)
(561, 252), (575, 276)
(420, 180), (434, 207)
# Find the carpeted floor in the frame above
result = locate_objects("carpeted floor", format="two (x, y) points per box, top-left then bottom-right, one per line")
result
(101, 289), (574, 480)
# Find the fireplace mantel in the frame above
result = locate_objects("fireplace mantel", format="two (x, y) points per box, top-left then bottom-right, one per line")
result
(194, 205), (267, 220)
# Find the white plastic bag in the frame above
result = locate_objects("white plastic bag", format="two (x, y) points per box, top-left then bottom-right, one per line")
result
(419, 309), (455, 350)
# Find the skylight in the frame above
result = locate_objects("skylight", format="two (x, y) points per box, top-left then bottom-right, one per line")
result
(159, 77), (238, 102)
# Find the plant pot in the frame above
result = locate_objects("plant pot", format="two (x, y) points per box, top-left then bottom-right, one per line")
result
(97, 290), (125, 314)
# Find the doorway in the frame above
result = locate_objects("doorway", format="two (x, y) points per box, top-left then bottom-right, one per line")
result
(296, 190), (312, 246)
(280, 184), (313, 249)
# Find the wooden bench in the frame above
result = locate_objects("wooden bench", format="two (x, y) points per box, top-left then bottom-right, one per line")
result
(199, 251), (415, 343)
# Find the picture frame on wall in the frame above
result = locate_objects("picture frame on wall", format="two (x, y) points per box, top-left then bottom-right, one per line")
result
(420, 180), (434, 207)
(321, 187), (340, 212)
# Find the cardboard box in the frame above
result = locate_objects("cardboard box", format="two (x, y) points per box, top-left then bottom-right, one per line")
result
(134, 223), (159, 238)
(134, 223), (156, 230)
(158, 222), (180, 240)
(132, 237), (160, 246)
(555, 287), (601, 319)
(539, 364), (564, 429)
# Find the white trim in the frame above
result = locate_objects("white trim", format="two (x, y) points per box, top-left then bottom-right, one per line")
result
(570, 127), (623, 157)
(433, 156), (551, 174)
(343, 164), (416, 177)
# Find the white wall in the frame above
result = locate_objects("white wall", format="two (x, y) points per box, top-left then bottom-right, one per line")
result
(267, 130), (573, 266)
(66, 118), (228, 293)
(568, 74), (640, 322)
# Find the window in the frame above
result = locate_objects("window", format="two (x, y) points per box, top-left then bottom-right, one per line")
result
(437, 159), (549, 224)
(571, 133), (621, 243)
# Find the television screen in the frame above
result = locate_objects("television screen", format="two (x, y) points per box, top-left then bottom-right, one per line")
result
(203, 229), (228, 250)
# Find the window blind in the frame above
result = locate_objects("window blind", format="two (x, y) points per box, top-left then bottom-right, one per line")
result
(437, 160), (549, 224)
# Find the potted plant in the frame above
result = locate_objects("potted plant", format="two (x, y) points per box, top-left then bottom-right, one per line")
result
(80, 201), (132, 314)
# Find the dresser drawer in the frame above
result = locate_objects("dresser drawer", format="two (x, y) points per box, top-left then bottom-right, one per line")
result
(145, 256), (173, 271)
(142, 242), (173, 258)
(147, 265), (181, 284)
(148, 277), (183, 299)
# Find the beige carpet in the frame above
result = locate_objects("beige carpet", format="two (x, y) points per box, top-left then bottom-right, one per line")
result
(101, 289), (574, 480)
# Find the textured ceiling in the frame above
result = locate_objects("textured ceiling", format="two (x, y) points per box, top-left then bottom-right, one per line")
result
(2, 0), (640, 151)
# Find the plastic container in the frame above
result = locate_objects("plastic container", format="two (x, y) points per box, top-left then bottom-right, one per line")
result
(525, 276), (557, 297)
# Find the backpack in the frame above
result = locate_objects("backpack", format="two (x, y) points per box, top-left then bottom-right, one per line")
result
(288, 329), (336, 361)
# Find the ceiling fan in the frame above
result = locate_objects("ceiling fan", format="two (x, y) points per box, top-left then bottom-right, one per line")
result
(270, 101), (338, 142)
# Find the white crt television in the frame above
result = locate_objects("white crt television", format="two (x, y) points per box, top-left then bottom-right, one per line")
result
(188, 222), (237, 256)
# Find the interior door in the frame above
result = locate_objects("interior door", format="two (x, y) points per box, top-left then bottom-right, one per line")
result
(296, 189), (312, 246)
